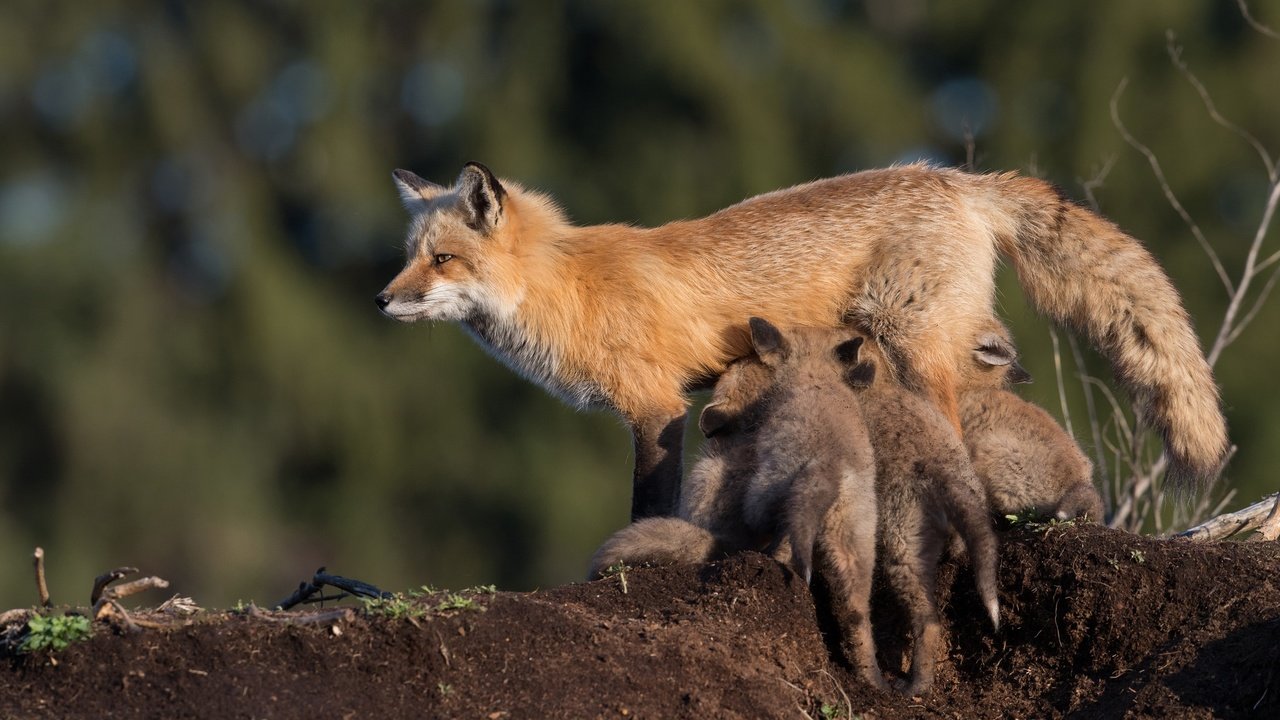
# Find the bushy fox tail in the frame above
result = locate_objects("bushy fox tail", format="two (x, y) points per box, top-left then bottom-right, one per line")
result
(587, 518), (719, 579)
(938, 462), (1001, 630)
(990, 174), (1229, 491)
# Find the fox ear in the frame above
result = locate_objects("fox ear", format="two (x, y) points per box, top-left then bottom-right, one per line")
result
(833, 337), (865, 366)
(748, 317), (787, 366)
(845, 360), (876, 389)
(1006, 360), (1033, 385)
(974, 332), (1018, 367)
(392, 168), (444, 210)
(698, 402), (731, 438)
(457, 161), (506, 233)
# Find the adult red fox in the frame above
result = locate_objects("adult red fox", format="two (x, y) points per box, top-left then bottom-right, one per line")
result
(377, 162), (1227, 519)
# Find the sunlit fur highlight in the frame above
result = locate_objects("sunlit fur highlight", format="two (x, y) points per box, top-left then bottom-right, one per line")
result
(381, 163), (1228, 507)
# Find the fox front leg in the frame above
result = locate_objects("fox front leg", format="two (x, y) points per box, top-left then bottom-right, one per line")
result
(629, 412), (687, 521)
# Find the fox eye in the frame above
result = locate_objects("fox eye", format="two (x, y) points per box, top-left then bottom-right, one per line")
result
(434, 253), (454, 265)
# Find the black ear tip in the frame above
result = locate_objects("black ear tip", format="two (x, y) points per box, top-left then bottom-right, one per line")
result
(834, 336), (865, 364)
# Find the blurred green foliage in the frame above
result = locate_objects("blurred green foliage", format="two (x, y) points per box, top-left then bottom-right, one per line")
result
(1, 0), (1278, 608)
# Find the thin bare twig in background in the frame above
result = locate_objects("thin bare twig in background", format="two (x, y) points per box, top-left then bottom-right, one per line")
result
(1110, 78), (1233, 295)
(1167, 31), (1276, 181)
(1048, 328), (1075, 439)
(1235, 0), (1280, 40)
(1067, 335), (1111, 513)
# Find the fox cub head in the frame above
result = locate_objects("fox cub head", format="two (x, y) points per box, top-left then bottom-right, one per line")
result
(377, 162), (514, 323)
(698, 357), (774, 439)
(747, 317), (878, 391)
(972, 329), (1033, 387)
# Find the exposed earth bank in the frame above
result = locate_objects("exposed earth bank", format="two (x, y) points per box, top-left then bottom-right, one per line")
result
(2, 524), (1278, 719)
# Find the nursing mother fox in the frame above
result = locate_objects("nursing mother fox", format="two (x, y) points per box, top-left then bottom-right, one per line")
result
(377, 162), (1227, 519)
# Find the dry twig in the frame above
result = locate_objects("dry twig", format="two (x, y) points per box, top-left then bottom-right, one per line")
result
(1255, 495), (1280, 542)
(91, 567), (138, 605)
(274, 567), (392, 610)
(1178, 492), (1280, 541)
(33, 547), (50, 608)
(246, 605), (355, 625)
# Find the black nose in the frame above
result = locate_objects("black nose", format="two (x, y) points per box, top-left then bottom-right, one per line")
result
(375, 292), (392, 309)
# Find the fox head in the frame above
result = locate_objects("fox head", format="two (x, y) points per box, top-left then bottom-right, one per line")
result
(376, 162), (519, 323)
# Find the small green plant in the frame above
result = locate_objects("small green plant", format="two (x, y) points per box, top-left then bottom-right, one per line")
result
(1130, 549), (1146, 564)
(435, 593), (482, 613)
(602, 561), (631, 594)
(363, 593), (426, 620)
(411, 584), (440, 597)
(21, 614), (93, 653)
(437, 682), (453, 696)
(819, 702), (843, 719)
(1005, 512), (1076, 534)
(463, 584), (497, 595)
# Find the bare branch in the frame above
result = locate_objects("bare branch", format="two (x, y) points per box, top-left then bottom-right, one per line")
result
(0, 609), (34, 627)
(1208, 178), (1280, 365)
(274, 567), (392, 611)
(1236, 0), (1280, 40)
(1049, 328), (1075, 439)
(1079, 155), (1117, 213)
(1110, 78), (1234, 295)
(1068, 335), (1111, 510)
(33, 548), (50, 608)
(1256, 247), (1280, 275)
(105, 576), (170, 601)
(1224, 260), (1280, 347)
(91, 567), (138, 605)
(1178, 491), (1280, 541)
(1256, 494), (1280, 541)
(1167, 31), (1276, 181)
(963, 122), (977, 172)
(247, 605), (356, 625)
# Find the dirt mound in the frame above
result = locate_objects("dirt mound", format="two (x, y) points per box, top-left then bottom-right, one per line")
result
(3, 524), (1278, 719)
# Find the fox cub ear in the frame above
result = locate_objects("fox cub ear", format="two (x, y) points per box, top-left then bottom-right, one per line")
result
(457, 161), (506, 233)
(974, 332), (1018, 367)
(833, 337), (864, 365)
(748, 317), (787, 366)
(698, 402), (732, 438)
(392, 168), (444, 209)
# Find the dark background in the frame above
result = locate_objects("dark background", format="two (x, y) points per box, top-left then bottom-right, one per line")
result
(2, 0), (1277, 608)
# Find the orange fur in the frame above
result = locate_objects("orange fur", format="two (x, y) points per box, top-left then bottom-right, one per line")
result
(380, 163), (1228, 517)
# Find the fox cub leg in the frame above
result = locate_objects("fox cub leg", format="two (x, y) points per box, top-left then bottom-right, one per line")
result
(820, 487), (889, 693)
(879, 519), (948, 697)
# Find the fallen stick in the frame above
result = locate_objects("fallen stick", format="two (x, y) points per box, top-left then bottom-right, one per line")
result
(33, 548), (50, 608)
(312, 570), (393, 601)
(95, 599), (141, 634)
(1178, 492), (1280, 541)
(247, 605), (355, 625)
(105, 576), (171, 601)
(1255, 494), (1280, 542)
(274, 568), (392, 610)
(91, 567), (138, 605)
(0, 608), (34, 627)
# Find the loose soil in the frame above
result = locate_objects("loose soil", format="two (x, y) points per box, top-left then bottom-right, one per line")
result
(2, 524), (1278, 719)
